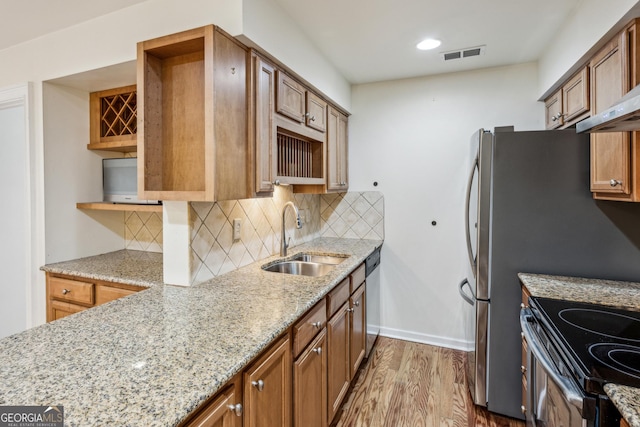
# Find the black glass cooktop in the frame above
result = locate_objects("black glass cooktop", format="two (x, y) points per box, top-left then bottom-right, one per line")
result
(531, 297), (640, 394)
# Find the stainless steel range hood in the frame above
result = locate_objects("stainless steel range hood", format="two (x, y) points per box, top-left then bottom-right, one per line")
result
(577, 84), (640, 133)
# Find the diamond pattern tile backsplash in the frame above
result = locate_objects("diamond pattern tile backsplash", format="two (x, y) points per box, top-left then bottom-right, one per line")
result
(124, 187), (384, 284)
(125, 211), (163, 252)
(320, 191), (384, 240)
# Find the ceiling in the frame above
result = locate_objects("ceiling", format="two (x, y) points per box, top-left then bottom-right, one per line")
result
(2, 0), (584, 85)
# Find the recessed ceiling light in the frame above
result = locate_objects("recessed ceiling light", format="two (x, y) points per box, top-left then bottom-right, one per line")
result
(417, 38), (441, 50)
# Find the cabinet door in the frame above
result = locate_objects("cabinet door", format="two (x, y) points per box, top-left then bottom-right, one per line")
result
(244, 334), (291, 427)
(276, 71), (305, 123)
(327, 302), (350, 422)
(253, 54), (276, 195)
(326, 108), (349, 192)
(349, 284), (366, 379)
(50, 300), (87, 321)
(185, 383), (242, 427)
(306, 92), (327, 132)
(590, 31), (631, 195)
(544, 89), (563, 129)
(293, 329), (327, 427)
(562, 67), (590, 124)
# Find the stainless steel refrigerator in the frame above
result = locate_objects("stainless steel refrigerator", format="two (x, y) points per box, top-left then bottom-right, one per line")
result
(459, 127), (640, 419)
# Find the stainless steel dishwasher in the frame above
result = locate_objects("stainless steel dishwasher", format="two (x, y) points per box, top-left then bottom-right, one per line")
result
(365, 245), (381, 357)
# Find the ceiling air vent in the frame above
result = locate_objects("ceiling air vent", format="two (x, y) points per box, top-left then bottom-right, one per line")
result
(441, 45), (486, 61)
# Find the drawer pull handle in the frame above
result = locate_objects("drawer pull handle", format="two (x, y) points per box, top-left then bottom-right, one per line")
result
(251, 379), (264, 392)
(62, 289), (71, 295)
(313, 347), (322, 355)
(228, 403), (242, 416)
(312, 321), (322, 328)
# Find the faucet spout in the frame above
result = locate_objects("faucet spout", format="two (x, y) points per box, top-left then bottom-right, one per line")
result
(281, 201), (302, 257)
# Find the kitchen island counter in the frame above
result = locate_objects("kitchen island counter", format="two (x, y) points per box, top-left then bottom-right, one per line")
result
(2, 237), (382, 426)
(519, 272), (640, 427)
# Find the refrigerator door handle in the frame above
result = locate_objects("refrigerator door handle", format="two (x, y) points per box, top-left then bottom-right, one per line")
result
(459, 278), (476, 306)
(465, 154), (479, 277)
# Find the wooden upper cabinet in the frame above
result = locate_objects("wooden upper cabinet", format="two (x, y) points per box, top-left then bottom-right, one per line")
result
(544, 89), (563, 129)
(326, 107), (349, 192)
(251, 52), (276, 196)
(544, 67), (589, 130)
(137, 26), (250, 202)
(562, 67), (590, 123)
(276, 71), (327, 133)
(89, 85), (138, 152)
(589, 28), (632, 198)
(244, 334), (292, 427)
(306, 92), (328, 132)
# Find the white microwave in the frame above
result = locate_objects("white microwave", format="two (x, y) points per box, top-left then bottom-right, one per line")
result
(103, 158), (160, 204)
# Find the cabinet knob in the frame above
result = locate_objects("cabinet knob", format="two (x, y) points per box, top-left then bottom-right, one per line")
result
(520, 303), (525, 309)
(251, 379), (265, 391)
(521, 405), (526, 415)
(346, 307), (354, 313)
(353, 300), (360, 307)
(310, 115), (316, 122)
(228, 403), (243, 416)
(62, 289), (70, 295)
(312, 321), (322, 328)
(313, 347), (322, 355)
(551, 112), (563, 121)
(610, 179), (622, 187)
(273, 179), (281, 186)
(521, 365), (527, 374)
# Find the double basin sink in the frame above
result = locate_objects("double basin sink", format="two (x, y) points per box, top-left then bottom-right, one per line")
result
(262, 253), (348, 277)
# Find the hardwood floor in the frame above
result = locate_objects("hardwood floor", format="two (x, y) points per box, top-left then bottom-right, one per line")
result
(333, 337), (525, 427)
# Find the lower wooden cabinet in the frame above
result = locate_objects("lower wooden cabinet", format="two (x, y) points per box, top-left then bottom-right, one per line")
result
(327, 301), (351, 421)
(293, 329), (327, 427)
(349, 284), (366, 380)
(184, 377), (242, 427)
(244, 334), (292, 427)
(45, 273), (142, 322)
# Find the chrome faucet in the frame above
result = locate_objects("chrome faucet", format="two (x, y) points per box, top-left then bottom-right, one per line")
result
(281, 201), (302, 256)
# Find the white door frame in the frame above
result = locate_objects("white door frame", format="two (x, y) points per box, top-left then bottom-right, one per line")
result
(0, 83), (35, 329)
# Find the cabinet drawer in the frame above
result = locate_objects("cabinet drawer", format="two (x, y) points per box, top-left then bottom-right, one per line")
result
(95, 285), (137, 306)
(293, 298), (327, 358)
(350, 263), (366, 294)
(49, 276), (94, 305)
(327, 278), (350, 318)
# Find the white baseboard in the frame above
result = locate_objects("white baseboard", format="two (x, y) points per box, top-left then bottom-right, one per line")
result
(379, 326), (473, 351)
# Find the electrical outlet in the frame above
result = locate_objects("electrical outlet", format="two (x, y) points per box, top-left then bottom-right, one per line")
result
(233, 218), (241, 241)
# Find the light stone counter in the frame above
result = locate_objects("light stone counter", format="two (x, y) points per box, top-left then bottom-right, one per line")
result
(41, 249), (164, 288)
(518, 273), (640, 311)
(1, 237), (381, 427)
(518, 272), (640, 426)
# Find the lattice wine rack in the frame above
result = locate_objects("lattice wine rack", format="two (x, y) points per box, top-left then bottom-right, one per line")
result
(89, 85), (138, 151)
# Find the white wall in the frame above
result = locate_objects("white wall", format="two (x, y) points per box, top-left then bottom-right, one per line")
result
(241, 0), (351, 110)
(538, 0), (639, 97)
(349, 63), (543, 348)
(43, 83), (125, 263)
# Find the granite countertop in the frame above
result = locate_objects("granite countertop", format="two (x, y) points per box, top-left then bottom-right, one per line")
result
(518, 273), (640, 311)
(1, 237), (381, 427)
(41, 249), (164, 288)
(519, 272), (640, 426)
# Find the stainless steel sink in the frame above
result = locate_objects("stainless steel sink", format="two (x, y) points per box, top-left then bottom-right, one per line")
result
(262, 260), (335, 277)
(289, 253), (348, 265)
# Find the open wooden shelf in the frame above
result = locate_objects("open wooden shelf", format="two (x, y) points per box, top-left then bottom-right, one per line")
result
(76, 202), (162, 213)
